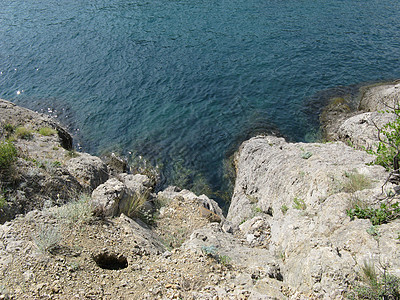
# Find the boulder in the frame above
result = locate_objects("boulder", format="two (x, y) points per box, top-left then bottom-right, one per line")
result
(65, 153), (109, 191)
(91, 178), (127, 217)
(91, 174), (152, 217)
(157, 187), (224, 222)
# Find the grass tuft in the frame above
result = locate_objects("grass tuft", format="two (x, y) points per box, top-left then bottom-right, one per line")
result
(38, 127), (57, 136)
(15, 126), (34, 140)
(0, 140), (17, 170)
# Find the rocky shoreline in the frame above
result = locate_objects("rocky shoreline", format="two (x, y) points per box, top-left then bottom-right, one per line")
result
(1, 81), (400, 299)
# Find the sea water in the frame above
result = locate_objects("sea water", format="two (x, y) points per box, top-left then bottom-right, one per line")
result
(1, 0), (399, 194)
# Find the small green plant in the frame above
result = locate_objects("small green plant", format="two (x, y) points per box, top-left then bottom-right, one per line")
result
(201, 245), (218, 256)
(342, 171), (372, 193)
(154, 195), (170, 209)
(219, 255), (232, 266)
(366, 225), (380, 238)
(293, 197), (306, 210)
(246, 194), (258, 204)
(3, 123), (15, 132)
(279, 251), (286, 262)
(56, 195), (93, 224)
(0, 195), (6, 209)
(38, 127), (57, 136)
(281, 205), (289, 214)
(3, 123), (15, 139)
(347, 202), (400, 225)
(239, 218), (248, 225)
(0, 140), (17, 170)
(34, 225), (61, 254)
(348, 261), (400, 299)
(346, 139), (354, 148)
(253, 206), (263, 214)
(66, 150), (80, 158)
(201, 245), (231, 266)
(15, 126), (33, 140)
(301, 151), (313, 159)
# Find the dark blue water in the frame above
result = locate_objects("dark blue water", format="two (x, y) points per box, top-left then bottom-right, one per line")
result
(1, 0), (400, 193)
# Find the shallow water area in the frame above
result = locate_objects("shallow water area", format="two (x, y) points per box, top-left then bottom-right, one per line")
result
(1, 0), (400, 195)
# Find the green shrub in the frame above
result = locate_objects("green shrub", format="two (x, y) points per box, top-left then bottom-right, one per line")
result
(38, 127), (57, 136)
(219, 255), (232, 266)
(201, 245), (231, 266)
(301, 151), (313, 159)
(65, 150), (80, 158)
(0, 141), (17, 169)
(3, 124), (15, 138)
(367, 104), (400, 171)
(3, 123), (15, 132)
(347, 202), (400, 225)
(201, 245), (218, 256)
(15, 126), (33, 140)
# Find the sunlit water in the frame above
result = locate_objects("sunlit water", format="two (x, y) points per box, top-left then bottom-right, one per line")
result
(1, 0), (400, 196)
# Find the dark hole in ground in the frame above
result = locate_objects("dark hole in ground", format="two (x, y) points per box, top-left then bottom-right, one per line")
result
(92, 252), (128, 270)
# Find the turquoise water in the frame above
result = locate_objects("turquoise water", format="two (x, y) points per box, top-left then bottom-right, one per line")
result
(1, 0), (400, 193)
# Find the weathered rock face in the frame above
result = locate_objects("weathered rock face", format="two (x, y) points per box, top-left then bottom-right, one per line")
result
(226, 134), (399, 297)
(227, 135), (386, 226)
(359, 81), (400, 112)
(65, 153), (109, 191)
(91, 174), (153, 217)
(336, 111), (396, 151)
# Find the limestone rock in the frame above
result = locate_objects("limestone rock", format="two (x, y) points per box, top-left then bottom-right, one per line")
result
(336, 111), (396, 150)
(227, 135), (386, 226)
(91, 178), (126, 217)
(65, 153), (109, 191)
(227, 134), (399, 297)
(359, 81), (400, 112)
(91, 174), (152, 217)
(323, 81), (400, 143)
(101, 153), (127, 175)
(157, 187), (224, 222)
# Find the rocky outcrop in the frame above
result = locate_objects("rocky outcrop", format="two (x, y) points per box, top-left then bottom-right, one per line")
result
(336, 111), (397, 151)
(0, 99), (109, 222)
(0, 99), (72, 149)
(359, 81), (400, 112)
(323, 81), (400, 145)
(65, 153), (109, 191)
(226, 135), (399, 297)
